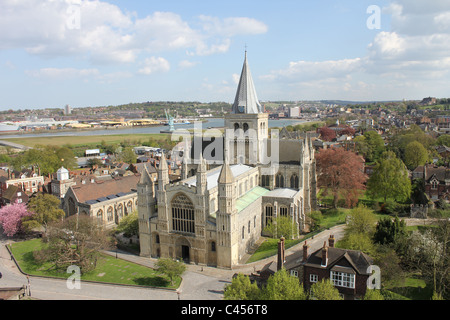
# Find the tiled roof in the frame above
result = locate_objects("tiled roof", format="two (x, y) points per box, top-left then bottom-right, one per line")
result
(304, 246), (373, 275)
(70, 174), (140, 204)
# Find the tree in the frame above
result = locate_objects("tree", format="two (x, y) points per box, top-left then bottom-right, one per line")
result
(316, 148), (367, 208)
(263, 216), (298, 239)
(404, 141), (428, 170)
(22, 194), (65, 235)
(155, 258), (186, 286)
(115, 210), (139, 237)
(364, 289), (384, 300)
(118, 146), (137, 164)
(373, 216), (407, 245)
(86, 158), (103, 169)
(318, 127), (336, 142)
(224, 273), (260, 300)
(11, 145), (77, 176)
(345, 205), (377, 235)
(54, 146), (77, 170)
(34, 215), (111, 273)
(362, 131), (385, 162)
(399, 221), (450, 299)
(261, 268), (306, 300)
(0, 202), (33, 237)
(309, 279), (342, 300)
(338, 232), (376, 256)
(366, 151), (411, 203)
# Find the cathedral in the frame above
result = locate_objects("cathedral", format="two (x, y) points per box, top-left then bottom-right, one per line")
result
(137, 53), (317, 269)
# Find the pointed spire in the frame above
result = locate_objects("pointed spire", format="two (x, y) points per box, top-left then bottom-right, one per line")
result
(159, 151), (168, 171)
(197, 152), (206, 172)
(232, 51), (262, 114)
(139, 165), (153, 185)
(218, 159), (234, 184)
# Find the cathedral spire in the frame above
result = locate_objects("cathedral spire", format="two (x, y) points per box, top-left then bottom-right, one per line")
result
(232, 51), (263, 114)
(218, 159), (234, 184)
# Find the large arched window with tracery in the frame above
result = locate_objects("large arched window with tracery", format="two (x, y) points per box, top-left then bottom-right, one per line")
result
(171, 194), (195, 234)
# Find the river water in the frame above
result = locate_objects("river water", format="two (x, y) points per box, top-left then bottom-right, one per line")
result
(1, 118), (312, 139)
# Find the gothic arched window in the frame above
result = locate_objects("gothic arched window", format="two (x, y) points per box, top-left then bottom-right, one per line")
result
(107, 207), (114, 222)
(290, 174), (299, 189)
(276, 174), (284, 188)
(265, 205), (273, 226)
(171, 194), (195, 234)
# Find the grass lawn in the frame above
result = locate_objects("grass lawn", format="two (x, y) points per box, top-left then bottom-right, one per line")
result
(10, 239), (180, 289)
(384, 274), (433, 300)
(2, 133), (171, 148)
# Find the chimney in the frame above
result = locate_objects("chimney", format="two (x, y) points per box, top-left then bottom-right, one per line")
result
(328, 234), (335, 248)
(321, 241), (328, 267)
(302, 241), (309, 262)
(277, 236), (286, 271)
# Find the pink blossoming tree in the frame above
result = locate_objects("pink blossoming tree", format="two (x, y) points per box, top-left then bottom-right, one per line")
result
(0, 202), (33, 237)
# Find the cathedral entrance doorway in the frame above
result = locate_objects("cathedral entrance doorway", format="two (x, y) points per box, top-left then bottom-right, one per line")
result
(181, 245), (190, 263)
(175, 237), (191, 263)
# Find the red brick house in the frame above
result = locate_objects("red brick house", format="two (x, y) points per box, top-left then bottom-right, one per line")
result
(412, 165), (450, 203)
(302, 235), (374, 300)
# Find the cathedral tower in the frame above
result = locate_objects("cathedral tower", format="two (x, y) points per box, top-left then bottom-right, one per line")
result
(224, 52), (269, 165)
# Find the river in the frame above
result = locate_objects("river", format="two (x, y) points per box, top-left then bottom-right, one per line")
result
(0, 118), (314, 139)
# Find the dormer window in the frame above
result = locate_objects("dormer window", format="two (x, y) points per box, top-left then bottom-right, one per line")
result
(431, 179), (438, 190)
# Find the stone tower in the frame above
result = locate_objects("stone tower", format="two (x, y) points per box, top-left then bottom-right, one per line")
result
(157, 152), (170, 234)
(216, 160), (237, 268)
(137, 166), (155, 257)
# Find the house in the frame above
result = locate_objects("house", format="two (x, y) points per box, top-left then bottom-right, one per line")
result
(255, 235), (374, 300)
(1, 185), (29, 205)
(302, 235), (374, 300)
(412, 165), (450, 203)
(0, 168), (44, 198)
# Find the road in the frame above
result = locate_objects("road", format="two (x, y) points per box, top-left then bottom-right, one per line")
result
(0, 225), (346, 300)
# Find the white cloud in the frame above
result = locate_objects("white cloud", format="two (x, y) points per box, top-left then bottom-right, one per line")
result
(198, 15), (268, 37)
(138, 57), (170, 75)
(262, 0), (450, 100)
(0, 1), (268, 63)
(178, 60), (199, 69)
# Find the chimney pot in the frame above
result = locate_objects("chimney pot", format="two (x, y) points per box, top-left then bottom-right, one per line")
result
(328, 234), (335, 248)
(321, 241), (328, 267)
(302, 241), (309, 262)
(277, 237), (286, 271)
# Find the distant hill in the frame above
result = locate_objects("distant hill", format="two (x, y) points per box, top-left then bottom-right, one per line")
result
(319, 100), (403, 106)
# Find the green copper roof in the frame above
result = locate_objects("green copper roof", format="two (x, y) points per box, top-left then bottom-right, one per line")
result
(236, 186), (270, 213)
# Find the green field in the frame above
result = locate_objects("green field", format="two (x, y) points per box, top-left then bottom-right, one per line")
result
(2, 133), (171, 148)
(10, 239), (181, 289)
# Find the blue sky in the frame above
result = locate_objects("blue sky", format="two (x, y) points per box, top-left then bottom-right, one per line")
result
(1, 0), (449, 111)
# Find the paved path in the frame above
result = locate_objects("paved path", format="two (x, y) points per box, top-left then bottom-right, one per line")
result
(0, 224), (346, 300)
(0, 140), (31, 150)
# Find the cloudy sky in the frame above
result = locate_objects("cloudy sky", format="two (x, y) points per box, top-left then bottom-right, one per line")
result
(1, 0), (450, 110)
